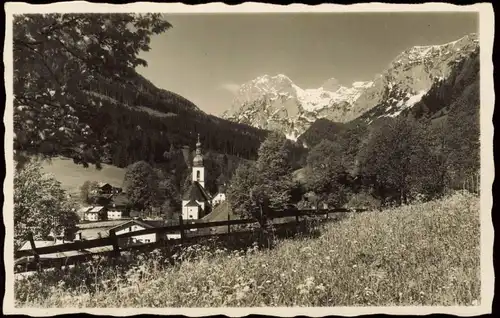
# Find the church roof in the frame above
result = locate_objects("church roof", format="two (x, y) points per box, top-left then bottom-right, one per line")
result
(184, 199), (200, 207)
(182, 181), (212, 202)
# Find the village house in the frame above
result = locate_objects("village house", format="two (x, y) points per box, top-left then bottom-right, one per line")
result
(84, 206), (107, 221)
(91, 182), (122, 196)
(97, 182), (113, 194)
(211, 184), (227, 206)
(107, 192), (131, 220)
(110, 219), (158, 245)
(181, 134), (213, 220)
(74, 219), (162, 246)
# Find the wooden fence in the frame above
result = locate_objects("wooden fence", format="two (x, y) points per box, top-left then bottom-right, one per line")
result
(14, 207), (367, 273)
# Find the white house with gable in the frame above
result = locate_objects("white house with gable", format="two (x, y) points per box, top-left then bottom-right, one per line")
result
(211, 184), (227, 206)
(110, 219), (158, 245)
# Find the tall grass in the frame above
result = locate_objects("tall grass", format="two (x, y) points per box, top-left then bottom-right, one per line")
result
(15, 191), (480, 307)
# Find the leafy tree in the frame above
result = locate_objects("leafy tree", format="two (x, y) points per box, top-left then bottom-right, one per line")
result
(201, 151), (223, 195)
(254, 132), (295, 210)
(122, 161), (160, 211)
(304, 139), (352, 207)
(79, 180), (99, 204)
(226, 161), (259, 218)
(161, 199), (180, 221)
(357, 116), (441, 205)
(155, 167), (181, 212)
(13, 13), (172, 167)
(227, 132), (295, 221)
(14, 160), (79, 249)
(442, 85), (480, 187)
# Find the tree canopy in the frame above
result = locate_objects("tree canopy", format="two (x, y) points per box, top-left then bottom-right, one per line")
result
(304, 139), (353, 207)
(357, 116), (443, 204)
(123, 160), (162, 211)
(227, 132), (295, 221)
(13, 13), (172, 167)
(14, 159), (79, 249)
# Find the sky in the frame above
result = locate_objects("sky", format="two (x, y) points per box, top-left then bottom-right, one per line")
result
(135, 12), (478, 116)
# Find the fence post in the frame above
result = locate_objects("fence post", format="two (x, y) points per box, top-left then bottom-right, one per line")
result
(28, 232), (41, 272)
(227, 213), (231, 234)
(179, 215), (185, 244)
(109, 229), (121, 259)
(477, 173), (480, 194)
(295, 212), (301, 234)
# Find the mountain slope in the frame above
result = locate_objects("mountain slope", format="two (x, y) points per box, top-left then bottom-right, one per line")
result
(299, 48), (480, 150)
(355, 33), (479, 124)
(296, 119), (348, 148)
(222, 33), (479, 139)
(222, 74), (373, 140)
(63, 71), (271, 168)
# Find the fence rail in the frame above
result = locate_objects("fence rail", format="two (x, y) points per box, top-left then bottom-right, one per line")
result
(14, 207), (367, 273)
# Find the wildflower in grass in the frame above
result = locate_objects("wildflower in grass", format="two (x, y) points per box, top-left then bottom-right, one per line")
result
(296, 284), (308, 295)
(315, 283), (326, 292)
(211, 289), (221, 298)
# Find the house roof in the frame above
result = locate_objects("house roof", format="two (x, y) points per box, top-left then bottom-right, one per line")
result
(88, 206), (105, 213)
(78, 206), (93, 214)
(19, 240), (58, 251)
(108, 219), (155, 232)
(77, 219), (131, 229)
(182, 181), (212, 202)
(184, 199), (200, 207)
(77, 227), (111, 240)
(76, 219), (162, 240)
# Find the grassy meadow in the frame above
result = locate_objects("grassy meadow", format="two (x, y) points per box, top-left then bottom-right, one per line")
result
(39, 157), (125, 197)
(14, 191), (480, 307)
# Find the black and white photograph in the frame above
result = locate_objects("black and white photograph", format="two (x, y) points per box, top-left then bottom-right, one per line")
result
(3, 2), (494, 316)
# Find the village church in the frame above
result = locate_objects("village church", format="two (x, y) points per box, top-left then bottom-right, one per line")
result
(181, 134), (214, 220)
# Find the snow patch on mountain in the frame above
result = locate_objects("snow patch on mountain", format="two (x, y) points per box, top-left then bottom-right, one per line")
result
(222, 33), (479, 139)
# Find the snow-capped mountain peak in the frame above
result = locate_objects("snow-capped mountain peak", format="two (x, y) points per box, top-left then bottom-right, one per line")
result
(222, 74), (376, 140)
(222, 33), (479, 140)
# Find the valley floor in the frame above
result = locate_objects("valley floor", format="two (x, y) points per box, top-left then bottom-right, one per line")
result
(14, 192), (480, 307)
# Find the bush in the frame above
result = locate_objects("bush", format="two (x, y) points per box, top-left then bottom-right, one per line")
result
(347, 191), (381, 210)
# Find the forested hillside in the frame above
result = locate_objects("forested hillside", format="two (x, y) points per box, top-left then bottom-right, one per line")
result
(75, 71), (269, 168)
(296, 119), (348, 148)
(13, 14), (269, 170)
(300, 50), (479, 159)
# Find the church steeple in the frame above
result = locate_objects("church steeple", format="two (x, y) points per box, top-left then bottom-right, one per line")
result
(192, 134), (205, 188)
(193, 133), (204, 167)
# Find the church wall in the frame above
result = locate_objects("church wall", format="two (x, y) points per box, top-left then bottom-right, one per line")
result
(187, 206), (199, 219)
(182, 205), (200, 220)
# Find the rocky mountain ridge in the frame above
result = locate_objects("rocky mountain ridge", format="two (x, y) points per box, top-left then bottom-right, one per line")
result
(222, 33), (479, 140)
